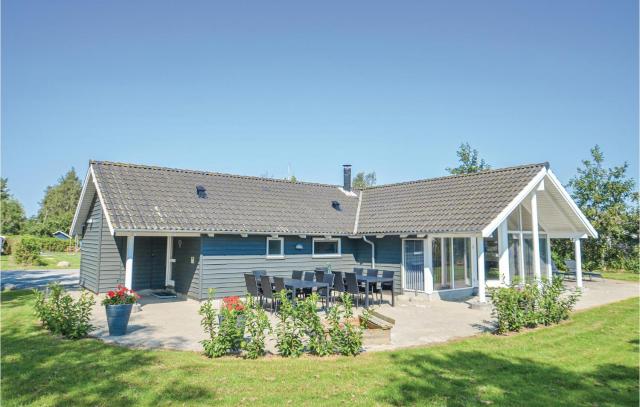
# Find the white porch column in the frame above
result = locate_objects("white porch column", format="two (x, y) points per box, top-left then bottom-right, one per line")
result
(477, 237), (486, 303)
(546, 236), (552, 280)
(531, 192), (541, 283)
(425, 237), (434, 294)
(497, 220), (510, 285)
(125, 235), (135, 289)
(165, 236), (174, 287)
(517, 206), (525, 282)
(574, 238), (583, 288)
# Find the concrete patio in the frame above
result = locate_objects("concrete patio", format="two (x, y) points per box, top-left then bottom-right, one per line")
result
(83, 278), (638, 353)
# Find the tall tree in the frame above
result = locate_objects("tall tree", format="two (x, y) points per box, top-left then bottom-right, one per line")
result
(353, 171), (376, 189)
(557, 146), (638, 271)
(0, 178), (26, 235)
(31, 169), (82, 236)
(446, 143), (491, 174)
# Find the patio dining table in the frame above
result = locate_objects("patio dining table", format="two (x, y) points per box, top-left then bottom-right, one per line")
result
(356, 275), (395, 308)
(282, 278), (329, 302)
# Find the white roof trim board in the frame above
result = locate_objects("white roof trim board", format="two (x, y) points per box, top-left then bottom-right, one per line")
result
(70, 160), (597, 240)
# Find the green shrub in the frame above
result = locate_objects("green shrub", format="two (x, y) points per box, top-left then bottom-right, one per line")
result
(275, 290), (304, 357)
(297, 293), (332, 356)
(33, 283), (95, 339)
(328, 293), (363, 356)
(15, 236), (44, 265)
(199, 289), (244, 358)
(38, 236), (73, 252)
(242, 295), (270, 359)
(491, 277), (580, 334)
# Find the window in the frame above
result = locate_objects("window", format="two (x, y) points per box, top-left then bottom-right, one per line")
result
(266, 237), (284, 259)
(432, 237), (473, 290)
(312, 238), (341, 257)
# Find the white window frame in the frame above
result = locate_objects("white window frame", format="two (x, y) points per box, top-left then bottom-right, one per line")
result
(312, 237), (341, 258)
(266, 237), (285, 259)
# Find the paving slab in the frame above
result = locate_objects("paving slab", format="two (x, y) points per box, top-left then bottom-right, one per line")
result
(70, 278), (638, 354)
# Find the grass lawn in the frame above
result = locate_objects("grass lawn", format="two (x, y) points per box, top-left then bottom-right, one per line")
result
(602, 271), (639, 282)
(0, 252), (80, 271)
(1, 292), (638, 406)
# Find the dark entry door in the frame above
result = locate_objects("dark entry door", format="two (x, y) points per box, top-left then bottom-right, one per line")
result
(172, 237), (200, 295)
(132, 237), (167, 290)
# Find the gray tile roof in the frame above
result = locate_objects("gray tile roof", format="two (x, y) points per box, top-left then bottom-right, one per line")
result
(91, 161), (359, 235)
(89, 160), (546, 236)
(355, 163), (547, 234)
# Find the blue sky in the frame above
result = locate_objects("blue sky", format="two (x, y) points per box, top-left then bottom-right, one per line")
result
(2, 0), (638, 216)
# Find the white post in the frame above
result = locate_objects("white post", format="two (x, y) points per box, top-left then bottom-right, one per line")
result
(425, 237), (434, 294)
(546, 236), (552, 280)
(125, 235), (135, 289)
(518, 206), (525, 282)
(471, 238), (478, 287)
(165, 236), (173, 287)
(531, 192), (541, 283)
(440, 238), (446, 287)
(477, 237), (486, 303)
(498, 220), (510, 285)
(574, 238), (583, 288)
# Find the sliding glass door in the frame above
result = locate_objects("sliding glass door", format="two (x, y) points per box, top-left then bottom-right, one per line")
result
(432, 237), (473, 290)
(508, 233), (549, 282)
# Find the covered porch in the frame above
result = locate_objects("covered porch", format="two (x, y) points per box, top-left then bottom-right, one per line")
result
(400, 170), (598, 303)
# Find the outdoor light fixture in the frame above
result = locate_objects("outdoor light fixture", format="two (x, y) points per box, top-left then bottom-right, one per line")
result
(295, 243), (303, 250)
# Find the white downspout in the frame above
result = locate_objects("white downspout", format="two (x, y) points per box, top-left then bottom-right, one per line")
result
(362, 236), (375, 269)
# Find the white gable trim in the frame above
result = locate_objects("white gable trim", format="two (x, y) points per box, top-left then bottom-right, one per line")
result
(69, 166), (92, 236)
(70, 164), (116, 237)
(91, 165), (115, 236)
(545, 169), (598, 238)
(481, 167), (598, 238)
(481, 167), (547, 237)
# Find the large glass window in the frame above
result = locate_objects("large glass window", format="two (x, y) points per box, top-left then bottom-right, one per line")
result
(453, 238), (472, 288)
(432, 237), (472, 290)
(508, 234), (520, 282)
(508, 233), (548, 282)
(484, 231), (500, 280)
(432, 238), (443, 290)
(312, 238), (341, 257)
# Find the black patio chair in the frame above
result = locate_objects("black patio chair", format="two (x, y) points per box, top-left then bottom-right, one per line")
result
(366, 269), (379, 304)
(260, 275), (276, 313)
(379, 270), (395, 305)
(315, 269), (325, 283)
(344, 272), (364, 307)
(302, 271), (315, 296)
(317, 273), (335, 309)
(332, 271), (346, 296)
(253, 269), (267, 289)
(244, 273), (262, 304)
(291, 270), (304, 280)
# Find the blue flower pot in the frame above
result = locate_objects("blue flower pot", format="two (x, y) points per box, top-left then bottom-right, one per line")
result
(105, 304), (133, 336)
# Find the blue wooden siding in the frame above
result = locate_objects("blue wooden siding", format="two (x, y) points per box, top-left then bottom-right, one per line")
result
(79, 193), (127, 293)
(198, 235), (402, 299)
(79, 196), (100, 292)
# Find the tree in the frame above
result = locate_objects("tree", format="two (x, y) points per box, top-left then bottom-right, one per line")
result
(555, 146), (639, 271)
(31, 169), (82, 236)
(0, 178), (26, 235)
(353, 172), (376, 189)
(446, 143), (491, 174)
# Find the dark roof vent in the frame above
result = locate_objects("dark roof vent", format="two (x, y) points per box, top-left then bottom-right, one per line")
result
(196, 185), (207, 199)
(331, 200), (341, 210)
